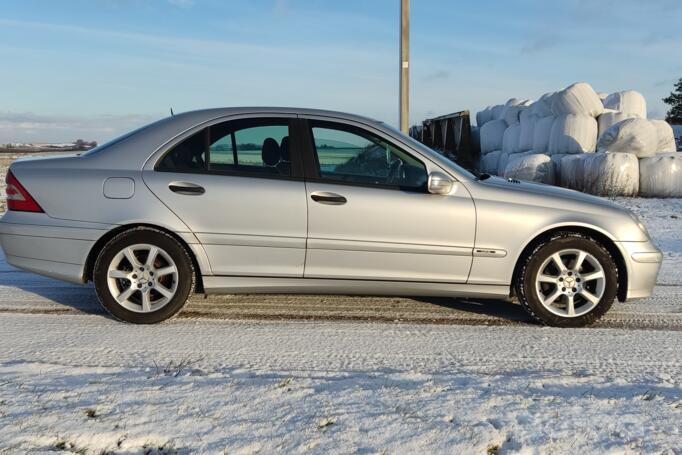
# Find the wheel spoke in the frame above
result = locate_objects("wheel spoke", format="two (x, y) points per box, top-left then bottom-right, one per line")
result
(116, 286), (136, 304)
(574, 251), (587, 272)
(566, 295), (575, 316)
(538, 274), (557, 283)
(108, 270), (128, 279)
(141, 290), (152, 312)
(155, 284), (174, 299)
(146, 246), (159, 267)
(123, 247), (141, 268)
(551, 253), (565, 272)
(542, 289), (562, 305)
(582, 270), (605, 282)
(155, 265), (177, 277)
(579, 289), (600, 305)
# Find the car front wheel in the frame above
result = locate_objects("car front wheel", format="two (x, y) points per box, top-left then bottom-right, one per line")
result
(516, 233), (618, 327)
(93, 227), (195, 323)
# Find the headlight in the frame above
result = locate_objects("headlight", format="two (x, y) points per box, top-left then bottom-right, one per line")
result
(629, 212), (650, 239)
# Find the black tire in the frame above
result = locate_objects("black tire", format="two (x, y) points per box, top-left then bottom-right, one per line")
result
(93, 227), (195, 324)
(516, 232), (618, 327)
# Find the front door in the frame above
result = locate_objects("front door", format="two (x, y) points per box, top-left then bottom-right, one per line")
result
(143, 116), (308, 277)
(301, 119), (476, 283)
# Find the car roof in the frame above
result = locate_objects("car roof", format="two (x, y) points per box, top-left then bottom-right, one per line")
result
(167, 107), (384, 126)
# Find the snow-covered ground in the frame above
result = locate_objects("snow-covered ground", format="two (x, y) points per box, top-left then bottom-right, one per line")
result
(1, 314), (681, 454)
(0, 161), (681, 452)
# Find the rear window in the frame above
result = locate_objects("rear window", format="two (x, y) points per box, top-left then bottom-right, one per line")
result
(157, 118), (292, 176)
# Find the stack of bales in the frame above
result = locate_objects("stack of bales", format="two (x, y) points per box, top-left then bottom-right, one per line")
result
(476, 82), (681, 197)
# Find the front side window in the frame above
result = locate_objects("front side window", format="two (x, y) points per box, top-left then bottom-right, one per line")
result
(310, 123), (428, 190)
(158, 119), (292, 176)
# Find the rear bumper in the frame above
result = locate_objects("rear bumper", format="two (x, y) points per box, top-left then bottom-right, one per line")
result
(0, 211), (109, 284)
(616, 240), (663, 301)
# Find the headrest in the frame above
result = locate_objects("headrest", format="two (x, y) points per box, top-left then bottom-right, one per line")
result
(262, 138), (280, 166)
(280, 136), (290, 161)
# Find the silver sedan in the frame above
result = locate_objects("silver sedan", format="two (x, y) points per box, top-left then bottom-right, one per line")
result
(0, 108), (662, 326)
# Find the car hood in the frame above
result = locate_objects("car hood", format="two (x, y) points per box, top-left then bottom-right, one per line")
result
(478, 176), (626, 211)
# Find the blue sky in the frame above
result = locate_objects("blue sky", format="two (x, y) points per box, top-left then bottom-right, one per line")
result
(0, 0), (680, 143)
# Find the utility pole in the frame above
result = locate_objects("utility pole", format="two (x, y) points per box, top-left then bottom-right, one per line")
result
(399, 0), (409, 133)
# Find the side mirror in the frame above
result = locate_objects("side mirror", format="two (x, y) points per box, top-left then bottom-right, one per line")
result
(427, 172), (455, 195)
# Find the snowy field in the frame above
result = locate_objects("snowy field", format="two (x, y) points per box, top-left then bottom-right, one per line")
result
(0, 154), (681, 453)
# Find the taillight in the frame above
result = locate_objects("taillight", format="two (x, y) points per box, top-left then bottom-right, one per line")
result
(5, 171), (44, 213)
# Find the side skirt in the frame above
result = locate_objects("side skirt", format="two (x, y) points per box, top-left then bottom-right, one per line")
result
(202, 276), (511, 300)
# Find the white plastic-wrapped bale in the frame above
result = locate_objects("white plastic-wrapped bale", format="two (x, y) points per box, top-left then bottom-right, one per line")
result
(551, 82), (604, 118)
(583, 153), (639, 197)
(491, 104), (505, 120)
(639, 153), (682, 197)
(559, 154), (590, 191)
(602, 91), (647, 118)
(550, 153), (570, 177)
(597, 109), (637, 139)
(501, 104), (524, 126)
(497, 151), (511, 176)
(597, 118), (658, 157)
(548, 114), (598, 155)
(480, 119), (507, 155)
(650, 119), (677, 153)
(518, 109), (536, 151)
(529, 93), (554, 117)
(532, 115), (555, 153)
(476, 107), (494, 128)
(502, 124), (521, 154)
(504, 153), (556, 184)
(480, 150), (502, 175)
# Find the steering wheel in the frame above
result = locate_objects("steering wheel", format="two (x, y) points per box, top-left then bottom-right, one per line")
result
(387, 158), (405, 185)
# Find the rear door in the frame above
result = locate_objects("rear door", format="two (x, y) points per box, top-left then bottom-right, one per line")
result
(300, 117), (476, 283)
(143, 116), (308, 277)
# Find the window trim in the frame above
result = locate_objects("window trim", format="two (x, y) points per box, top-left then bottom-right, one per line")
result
(301, 119), (429, 193)
(154, 117), (304, 180)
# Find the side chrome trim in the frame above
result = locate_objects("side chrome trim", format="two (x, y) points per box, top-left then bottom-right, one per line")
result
(196, 233), (306, 249)
(631, 251), (663, 264)
(307, 238), (472, 256)
(473, 248), (507, 258)
(202, 276), (510, 299)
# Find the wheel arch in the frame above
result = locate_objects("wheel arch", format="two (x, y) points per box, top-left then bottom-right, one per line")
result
(83, 223), (206, 293)
(511, 225), (628, 302)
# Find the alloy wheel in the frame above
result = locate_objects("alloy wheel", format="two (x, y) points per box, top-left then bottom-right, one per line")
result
(535, 248), (606, 317)
(106, 243), (179, 313)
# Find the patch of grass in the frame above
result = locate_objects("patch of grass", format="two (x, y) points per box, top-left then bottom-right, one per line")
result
(84, 408), (97, 418)
(487, 443), (500, 455)
(277, 377), (293, 390)
(317, 416), (337, 429)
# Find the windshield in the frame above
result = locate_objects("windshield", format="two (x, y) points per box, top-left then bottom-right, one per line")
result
(380, 123), (477, 180)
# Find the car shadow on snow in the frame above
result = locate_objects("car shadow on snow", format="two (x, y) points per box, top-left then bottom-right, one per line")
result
(414, 296), (534, 324)
(0, 253), (534, 324)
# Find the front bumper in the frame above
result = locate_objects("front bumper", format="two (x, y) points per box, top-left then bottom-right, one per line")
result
(0, 211), (109, 284)
(616, 240), (663, 301)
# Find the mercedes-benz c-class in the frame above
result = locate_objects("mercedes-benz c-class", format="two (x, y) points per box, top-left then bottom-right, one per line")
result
(0, 108), (662, 326)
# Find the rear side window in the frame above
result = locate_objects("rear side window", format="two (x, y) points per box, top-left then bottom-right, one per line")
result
(310, 123), (428, 190)
(157, 118), (292, 176)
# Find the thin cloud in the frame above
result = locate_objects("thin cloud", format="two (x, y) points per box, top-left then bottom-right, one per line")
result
(520, 35), (561, 55)
(0, 111), (161, 143)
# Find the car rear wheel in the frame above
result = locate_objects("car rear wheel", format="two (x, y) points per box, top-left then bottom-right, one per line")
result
(516, 233), (618, 327)
(93, 227), (195, 323)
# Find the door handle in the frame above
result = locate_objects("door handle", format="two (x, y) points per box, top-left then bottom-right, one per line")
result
(169, 182), (205, 195)
(311, 191), (347, 205)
